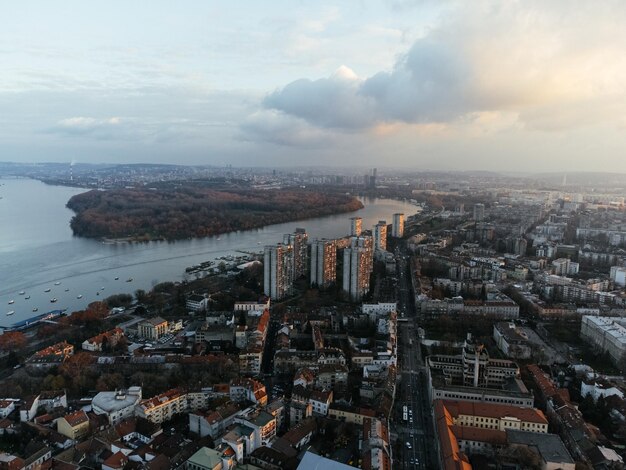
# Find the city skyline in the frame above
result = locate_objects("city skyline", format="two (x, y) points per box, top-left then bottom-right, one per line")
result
(3, 1), (626, 171)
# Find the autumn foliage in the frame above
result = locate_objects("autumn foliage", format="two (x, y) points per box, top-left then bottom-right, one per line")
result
(67, 187), (363, 240)
(0, 331), (27, 351)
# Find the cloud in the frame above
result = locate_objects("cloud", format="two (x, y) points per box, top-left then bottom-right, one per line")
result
(251, 0), (626, 142)
(239, 110), (333, 147)
(50, 116), (125, 139)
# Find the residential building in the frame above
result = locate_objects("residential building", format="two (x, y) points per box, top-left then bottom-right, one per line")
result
(581, 379), (624, 402)
(0, 401), (15, 419)
(92, 387), (142, 424)
(610, 266), (626, 287)
(283, 228), (308, 280)
(235, 408), (277, 446)
(186, 294), (209, 312)
(137, 317), (168, 340)
(135, 388), (188, 424)
(474, 203), (485, 222)
(310, 239), (337, 288)
(350, 217), (362, 237)
(373, 221), (387, 252)
(185, 447), (224, 470)
(57, 410), (90, 440)
(264, 243), (294, 300)
(342, 235), (373, 302)
(234, 298), (270, 312)
(392, 213), (404, 238)
(82, 328), (124, 352)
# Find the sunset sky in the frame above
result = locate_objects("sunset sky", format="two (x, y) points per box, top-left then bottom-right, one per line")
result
(2, 0), (626, 171)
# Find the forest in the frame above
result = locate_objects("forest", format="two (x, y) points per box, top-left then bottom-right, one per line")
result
(67, 187), (363, 240)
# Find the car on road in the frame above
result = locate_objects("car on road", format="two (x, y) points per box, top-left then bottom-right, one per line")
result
(405, 442), (412, 449)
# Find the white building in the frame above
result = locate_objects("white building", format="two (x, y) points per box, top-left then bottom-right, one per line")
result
(610, 266), (626, 287)
(92, 387), (142, 424)
(581, 380), (624, 402)
(580, 316), (626, 368)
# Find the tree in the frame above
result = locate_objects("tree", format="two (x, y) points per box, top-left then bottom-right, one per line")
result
(0, 331), (27, 351)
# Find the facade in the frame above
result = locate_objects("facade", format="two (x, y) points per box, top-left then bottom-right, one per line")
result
(493, 322), (532, 359)
(474, 203), (485, 222)
(264, 243), (294, 300)
(283, 228), (308, 280)
(373, 220), (387, 252)
(82, 328), (124, 352)
(610, 266), (626, 287)
(342, 235), (373, 301)
(350, 217), (362, 237)
(186, 294), (208, 312)
(92, 387), (142, 424)
(138, 317), (168, 340)
(310, 239), (337, 288)
(57, 410), (90, 440)
(580, 315), (626, 367)
(439, 400), (548, 433)
(428, 341), (520, 389)
(136, 388), (188, 424)
(392, 213), (405, 238)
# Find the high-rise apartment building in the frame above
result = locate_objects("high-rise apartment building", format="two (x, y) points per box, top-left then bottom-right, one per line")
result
(264, 243), (294, 300)
(374, 220), (387, 252)
(350, 217), (362, 237)
(474, 203), (485, 222)
(392, 213), (405, 238)
(283, 228), (308, 279)
(310, 239), (337, 288)
(342, 235), (373, 301)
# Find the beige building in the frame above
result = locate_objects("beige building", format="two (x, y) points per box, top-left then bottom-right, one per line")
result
(441, 400), (548, 433)
(57, 410), (90, 440)
(138, 317), (168, 340)
(136, 388), (188, 424)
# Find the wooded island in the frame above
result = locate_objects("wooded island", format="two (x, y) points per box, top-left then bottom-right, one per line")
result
(67, 186), (363, 241)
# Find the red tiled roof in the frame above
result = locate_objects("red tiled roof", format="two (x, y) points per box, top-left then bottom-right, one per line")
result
(442, 400), (547, 424)
(64, 410), (89, 427)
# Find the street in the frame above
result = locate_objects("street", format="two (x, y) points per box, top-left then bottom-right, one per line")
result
(393, 243), (438, 469)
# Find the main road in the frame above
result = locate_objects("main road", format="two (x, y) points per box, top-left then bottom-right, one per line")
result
(393, 242), (438, 469)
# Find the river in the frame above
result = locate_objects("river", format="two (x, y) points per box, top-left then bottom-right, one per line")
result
(0, 178), (418, 327)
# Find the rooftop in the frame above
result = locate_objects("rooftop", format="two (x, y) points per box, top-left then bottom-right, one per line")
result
(507, 429), (574, 464)
(92, 387), (142, 413)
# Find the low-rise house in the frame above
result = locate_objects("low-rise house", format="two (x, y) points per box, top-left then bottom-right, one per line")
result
(26, 341), (74, 369)
(39, 390), (68, 411)
(229, 378), (267, 407)
(57, 410), (90, 441)
(316, 364), (349, 389)
(82, 328), (124, 352)
(581, 379), (624, 402)
(220, 424), (256, 462)
(20, 396), (40, 422)
(0, 400), (16, 419)
(281, 418), (316, 450)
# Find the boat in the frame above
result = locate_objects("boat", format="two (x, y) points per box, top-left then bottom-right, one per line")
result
(32, 307), (38, 312)
(65, 288), (69, 292)
(25, 296), (30, 300)
(114, 277), (119, 280)
(6, 311), (14, 316)
(101, 287), (105, 290)
(96, 292), (100, 296)
(44, 288), (51, 293)
(8, 300), (14, 304)
(18, 291), (25, 295)
(54, 281), (61, 285)
(50, 298), (57, 303)
(77, 294), (83, 299)
(126, 278), (133, 282)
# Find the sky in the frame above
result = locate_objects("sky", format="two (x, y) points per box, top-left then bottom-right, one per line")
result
(2, 0), (626, 172)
